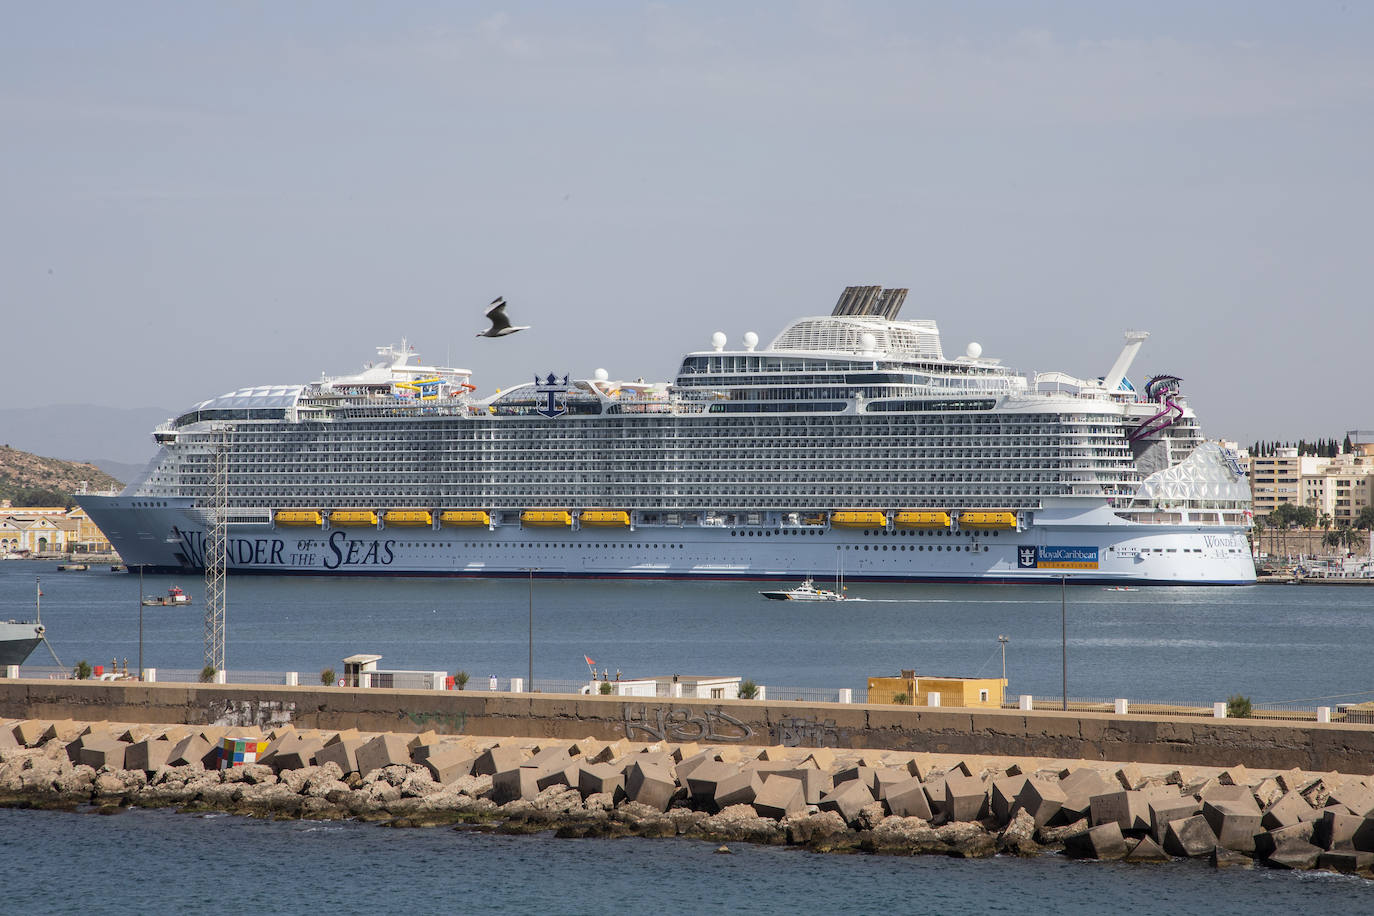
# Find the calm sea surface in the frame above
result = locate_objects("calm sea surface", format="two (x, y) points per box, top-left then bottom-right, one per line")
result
(4, 560), (1374, 910)
(4, 559), (1373, 705)
(1, 806), (1367, 916)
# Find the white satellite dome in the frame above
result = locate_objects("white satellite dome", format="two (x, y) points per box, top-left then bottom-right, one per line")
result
(859, 332), (877, 352)
(711, 331), (727, 351)
(743, 331), (758, 351)
(966, 342), (983, 359)
(594, 368), (609, 382)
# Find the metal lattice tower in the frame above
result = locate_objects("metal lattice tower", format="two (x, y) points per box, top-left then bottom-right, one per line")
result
(203, 426), (228, 675)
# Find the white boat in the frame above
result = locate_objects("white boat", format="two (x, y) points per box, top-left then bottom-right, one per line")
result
(759, 578), (845, 601)
(78, 285), (1255, 585)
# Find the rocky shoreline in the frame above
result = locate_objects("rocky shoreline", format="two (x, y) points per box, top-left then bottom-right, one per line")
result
(2, 718), (1372, 876)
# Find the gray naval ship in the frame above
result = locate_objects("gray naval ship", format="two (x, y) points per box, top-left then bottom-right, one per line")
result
(0, 619), (44, 666)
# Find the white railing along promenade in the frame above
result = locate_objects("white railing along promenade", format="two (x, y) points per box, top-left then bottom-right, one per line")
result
(4, 665), (1371, 725)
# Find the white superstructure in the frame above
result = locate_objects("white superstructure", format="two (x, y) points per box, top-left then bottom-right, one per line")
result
(80, 286), (1255, 584)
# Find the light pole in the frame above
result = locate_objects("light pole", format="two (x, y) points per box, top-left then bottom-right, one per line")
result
(997, 634), (1008, 690)
(138, 565), (144, 680)
(527, 568), (537, 690)
(1060, 575), (1068, 711)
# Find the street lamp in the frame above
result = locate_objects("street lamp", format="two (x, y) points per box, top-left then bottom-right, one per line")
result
(526, 568), (538, 690)
(1060, 575), (1068, 711)
(138, 565), (144, 680)
(997, 634), (1008, 688)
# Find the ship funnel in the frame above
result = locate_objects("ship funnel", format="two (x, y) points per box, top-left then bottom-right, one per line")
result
(1102, 330), (1149, 394)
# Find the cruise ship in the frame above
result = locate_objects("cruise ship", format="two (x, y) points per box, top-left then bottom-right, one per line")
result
(80, 286), (1256, 584)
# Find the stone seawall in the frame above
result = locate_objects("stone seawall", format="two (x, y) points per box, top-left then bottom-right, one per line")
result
(1, 681), (1371, 775)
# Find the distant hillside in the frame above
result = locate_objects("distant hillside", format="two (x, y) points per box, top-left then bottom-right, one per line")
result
(0, 404), (172, 467)
(0, 445), (124, 507)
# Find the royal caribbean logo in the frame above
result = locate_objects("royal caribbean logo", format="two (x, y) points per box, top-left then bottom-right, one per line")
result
(534, 372), (570, 419)
(1018, 545), (1100, 570)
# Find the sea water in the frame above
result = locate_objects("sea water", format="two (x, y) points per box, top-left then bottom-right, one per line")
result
(5, 560), (1373, 706)
(4, 560), (1374, 911)
(0, 806), (1367, 915)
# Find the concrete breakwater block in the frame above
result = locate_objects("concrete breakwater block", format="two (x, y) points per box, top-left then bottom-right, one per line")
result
(713, 770), (763, 811)
(685, 761), (740, 806)
(1014, 778), (1066, 829)
(124, 737), (172, 773)
(423, 747), (476, 785)
(473, 744), (526, 777)
(1254, 822), (1314, 859)
(1325, 781), (1374, 818)
(774, 767), (832, 806)
(624, 760), (676, 812)
(1058, 769), (1113, 823)
(1065, 822), (1127, 860)
(0, 725), (18, 751)
(492, 766), (543, 804)
(78, 734), (128, 770)
(1311, 809), (1365, 850)
(577, 762), (625, 799)
(1090, 790), (1151, 833)
(753, 775), (805, 820)
(990, 775), (1028, 823)
(819, 779), (875, 825)
(1261, 791), (1316, 830)
(12, 719), (50, 748)
(355, 734), (412, 777)
(1318, 849), (1374, 873)
(882, 777), (934, 820)
(1163, 815), (1218, 858)
(943, 773), (989, 823)
(315, 737), (364, 775)
(1123, 835), (1171, 863)
(167, 733), (216, 769)
(1202, 798), (1263, 853)
(1149, 796), (1200, 845)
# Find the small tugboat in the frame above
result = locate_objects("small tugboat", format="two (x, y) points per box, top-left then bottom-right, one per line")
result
(142, 585), (192, 607)
(759, 578), (845, 601)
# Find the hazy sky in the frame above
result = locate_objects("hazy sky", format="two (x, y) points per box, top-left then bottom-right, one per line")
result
(4, 2), (1371, 446)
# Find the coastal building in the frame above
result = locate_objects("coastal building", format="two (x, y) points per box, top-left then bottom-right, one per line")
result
(1248, 448), (1311, 515)
(1300, 442), (1374, 526)
(584, 675), (744, 699)
(867, 671), (1006, 708)
(0, 505), (114, 556)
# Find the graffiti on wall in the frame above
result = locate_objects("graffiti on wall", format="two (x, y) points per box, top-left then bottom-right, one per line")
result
(622, 704), (755, 743)
(208, 698), (296, 729)
(775, 715), (842, 748)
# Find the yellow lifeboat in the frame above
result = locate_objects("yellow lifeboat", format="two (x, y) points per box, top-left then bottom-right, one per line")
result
(959, 511), (1018, 530)
(894, 511), (952, 530)
(580, 510), (630, 528)
(439, 510), (491, 527)
(384, 510), (433, 527)
(274, 510), (322, 527)
(522, 510), (572, 528)
(330, 510), (378, 527)
(830, 510), (887, 529)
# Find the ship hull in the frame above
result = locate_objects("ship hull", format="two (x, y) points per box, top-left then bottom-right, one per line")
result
(80, 496), (1257, 585)
(0, 625), (43, 667)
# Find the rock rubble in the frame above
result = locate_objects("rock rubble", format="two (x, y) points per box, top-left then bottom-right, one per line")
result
(2, 717), (1372, 877)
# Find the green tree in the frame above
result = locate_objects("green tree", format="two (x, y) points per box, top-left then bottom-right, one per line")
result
(74, 660), (92, 680)
(1354, 506), (1374, 530)
(199, 665), (217, 683)
(454, 670), (470, 690)
(320, 667), (336, 686)
(598, 680), (614, 695)
(1226, 694), (1253, 718)
(737, 679), (759, 700)
(891, 691), (913, 705)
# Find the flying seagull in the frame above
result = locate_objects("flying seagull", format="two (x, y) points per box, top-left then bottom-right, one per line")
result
(477, 296), (530, 338)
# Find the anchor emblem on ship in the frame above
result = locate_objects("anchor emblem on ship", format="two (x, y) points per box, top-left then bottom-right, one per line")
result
(534, 373), (570, 419)
(1018, 547), (1037, 568)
